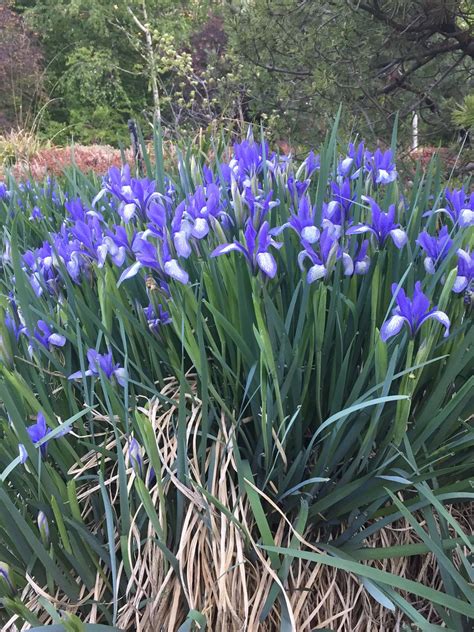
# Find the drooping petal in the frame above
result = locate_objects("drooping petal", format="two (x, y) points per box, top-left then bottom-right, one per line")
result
(389, 229), (408, 249)
(117, 261), (142, 286)
(459, 208), (474, 227)
(423, 257), (436, 275)
(111, 246), (126, 267)
(48, 333), (66, 347)
(380, 315), (408, 342)
(19, 443), (28, 464)
(121, 203), (137, 222)
(256, 252), (277, 278)
(307, 264), (326, 283)
(210, 243), (245, 257)
(192, 217), (209, 239)
(114, 367), (127, 387)
(346, 224), (373, 236)
(68, 369), (94, 380)
(453, 275), (468, 293)
(301, 225), (320, 243)
(96, 244), (108, 268)
(342, 252), (354, 276)
(418, 310), (450, 338)
(173, 230), (192, 258)
(164, 259), (189, 284)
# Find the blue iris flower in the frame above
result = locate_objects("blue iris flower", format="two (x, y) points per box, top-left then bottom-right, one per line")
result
(211, 220), (282, 278)
(346, 196), (407, 249)
(381, 282), (450, 342)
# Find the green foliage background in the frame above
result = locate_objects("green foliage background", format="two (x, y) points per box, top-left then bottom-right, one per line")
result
(5, 0), (473, 146)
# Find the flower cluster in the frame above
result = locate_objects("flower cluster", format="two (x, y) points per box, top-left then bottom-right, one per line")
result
(2, 133), (471, 360)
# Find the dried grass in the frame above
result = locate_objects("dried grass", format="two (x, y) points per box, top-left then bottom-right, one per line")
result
(4, 379), (472, 631)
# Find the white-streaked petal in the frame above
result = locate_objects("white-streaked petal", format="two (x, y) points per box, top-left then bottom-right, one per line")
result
(122, 203), (136, 222)
(307, 264), (326, 283)
(453, 275), (468, 293)
(389, 229), (408, 249)
(173, 230), (192, 258)
(114, 367), (127, 387)
(164, 259), (189, 284)
(459, 208), (474, 227)
(380, 315), (407, 342)
(423, 257), (435, 275)
(192, 217), (209, 239)
(117, 261), (142, 286)
(419, 311), (450, 337)
(48, 334), (66, 347)
(301, 225), (320, 243)
(96, 244), (108, 268)
(326, 201), (339, 218)
(355, 259), (370, 275)
(342, 252), (354, 276)
(256, 252), (277, 278)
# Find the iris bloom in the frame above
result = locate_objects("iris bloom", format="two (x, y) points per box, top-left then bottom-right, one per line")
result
(211, 220), (282, 278)
(19, 411), (70, 462)
(33, 320), (66, 349)
(118, 235), (189, 286)
(304, 150), (320, 176)
(381, 282), (450, 342)
(69, 349), (126, 386)
(297, 224), (353, 282)
(433, 188), (474, 227)
(338, 141), (364, 177)
(278, 195), (319, 243)
(144, 303), (171, 332)
(453, 249), (473, 293)
(346, 197), (407, 249)
(416, 226), (452, 274)
(365, 148), (397, 185)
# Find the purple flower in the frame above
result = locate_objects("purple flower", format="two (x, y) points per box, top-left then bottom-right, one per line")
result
(351, 240), (371, 275)
(29, 206), (43, 221)
(297, 224), (353, 282)
(381, 282), (450, 342)
(144, 303), (171, 332)
(364, 148), (397, 185)
(66, 197), (103, 223)
(338, 142), (364, 177)
(97, 165), (165, 223)
(118, 235), (189, 286)
(0, 183), (9, 200)
(287, 177), (310, 201)
(278, 195), (319, 243)
(304, 150), (320, 177)
(433, 188), (474, 227)
(453, 249), (473, 293)
(33, 320), (66, 349)
(128, 437), (143, 476)
(346, 197), (407, 249)
(211, 220), (282, 278)
(416, 226), (453, 274)
(69, 349), (126, 386)
(325, 179), (355, 225)
(23, 411), (70, 459)
(230, 138), (274, 184)
(243, 188), (279, 228)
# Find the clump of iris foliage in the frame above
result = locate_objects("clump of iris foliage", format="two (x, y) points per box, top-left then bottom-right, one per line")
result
(0, 115), (473, 630)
